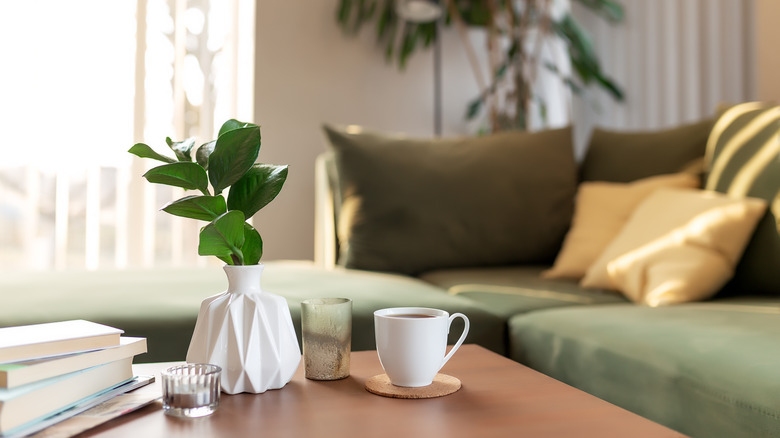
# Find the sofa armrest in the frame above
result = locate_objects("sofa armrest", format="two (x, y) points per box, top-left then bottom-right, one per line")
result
(314, 152), (338, 268)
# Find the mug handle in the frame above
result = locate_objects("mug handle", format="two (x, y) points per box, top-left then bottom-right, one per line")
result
(440, 313), (470, 370)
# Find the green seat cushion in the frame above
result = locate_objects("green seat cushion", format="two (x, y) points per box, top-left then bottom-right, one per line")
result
(0, 261), (506, 361)
(419, 266), (626, 319)
(323, 124), (578, 275)
(704, 102), (780, 295)
(508, 299), (780, 437)
(580, 119), (712, 183)
(262, 262), (506, 354)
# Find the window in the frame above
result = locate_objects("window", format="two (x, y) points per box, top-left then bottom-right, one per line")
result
(0, 0), (254, 270)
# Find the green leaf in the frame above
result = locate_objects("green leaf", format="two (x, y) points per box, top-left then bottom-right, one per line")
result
(574, 0), (623, 23)
(357, 0), (376, 29)
(161, 195), (227, 221)
(241, 222), (263, 265)
(196, 140), (216, 170)
(562, 77), (584, 96)
(494, 62), (508, 82)
(507, 41), (519, 61)
(537, 96), (548, 126)
(459, 2), (491, 26)
(377, 0), (394, 40)
(555, 14), (597, 69)
(552, 14), (623, 101)
(227, 164), (289, 219)
(216, 255), (235, 265)
(466, 98), (483, 120)
(595, 73), (624, 100)
(208, 126), (262, 195)
(166, 137), (196, 162)
(337, 0), (352, 26)
(544, 63), (585, 96)
(398, 24), (416, 70)
(384, 31), (395, 62)
(218, 119), (257, 138)
(353, 0), (367, 33)
(544, 61), (559, 74)
(143, 162), (209, 193)
(198, 211), (246, 264)
(128, 143), (175, 164)
(419, 21), (436, 47)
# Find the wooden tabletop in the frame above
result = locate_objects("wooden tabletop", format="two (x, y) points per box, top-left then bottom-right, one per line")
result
(82, 345), (685, 437)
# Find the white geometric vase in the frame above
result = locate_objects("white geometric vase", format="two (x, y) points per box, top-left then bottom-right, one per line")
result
(186, 264), (301, 394)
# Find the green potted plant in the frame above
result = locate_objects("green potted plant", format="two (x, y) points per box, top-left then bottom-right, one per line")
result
(128, 119), (301, 394)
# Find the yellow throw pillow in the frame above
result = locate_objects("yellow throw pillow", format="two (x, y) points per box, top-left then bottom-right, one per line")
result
(580, 188), (767, 306)
(542, 173), (700, 280)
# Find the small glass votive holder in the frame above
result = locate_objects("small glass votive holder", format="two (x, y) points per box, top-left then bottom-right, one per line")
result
(301, 298), (352, 380)
(161, 363), (221, 418)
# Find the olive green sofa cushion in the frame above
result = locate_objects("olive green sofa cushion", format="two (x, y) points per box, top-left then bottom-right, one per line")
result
(580, 119), (712, 183)
(0, 261), (505, 362)
(323, 124), (578, 275)
(508, 299), (780, 438)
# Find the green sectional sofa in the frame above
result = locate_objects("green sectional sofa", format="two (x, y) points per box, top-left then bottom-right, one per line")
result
(3, 102), (779, 437)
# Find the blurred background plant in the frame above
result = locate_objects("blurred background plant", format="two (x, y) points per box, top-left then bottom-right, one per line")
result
(336, 0), (625, 133)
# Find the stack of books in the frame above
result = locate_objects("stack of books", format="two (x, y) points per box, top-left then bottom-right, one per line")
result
(0, 320), (150, 437)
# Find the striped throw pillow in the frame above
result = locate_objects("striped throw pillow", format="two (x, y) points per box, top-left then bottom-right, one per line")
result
(705, 102), (780, 295)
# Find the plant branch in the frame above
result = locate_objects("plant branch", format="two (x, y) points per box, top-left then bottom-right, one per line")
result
(442, 0), (488, 95)
(486, 0), (502, 131)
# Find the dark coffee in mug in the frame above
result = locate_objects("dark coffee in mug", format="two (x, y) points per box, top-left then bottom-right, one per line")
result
(388, 314), (436, 319)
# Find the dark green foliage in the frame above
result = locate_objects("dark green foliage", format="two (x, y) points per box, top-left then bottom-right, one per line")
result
(227, 164), (289, 219)
(128, 119), (287, 265)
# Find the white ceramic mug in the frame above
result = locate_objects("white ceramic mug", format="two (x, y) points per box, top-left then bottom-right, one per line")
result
(374, 307), (470, 387)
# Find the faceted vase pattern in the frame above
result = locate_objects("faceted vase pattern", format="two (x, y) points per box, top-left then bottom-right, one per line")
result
(186, 264), (301, 394)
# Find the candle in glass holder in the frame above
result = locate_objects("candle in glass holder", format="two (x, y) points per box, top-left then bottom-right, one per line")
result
(161, 363), (221, 418)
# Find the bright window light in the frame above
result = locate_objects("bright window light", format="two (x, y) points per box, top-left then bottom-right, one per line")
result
(0, 0), (136, 172)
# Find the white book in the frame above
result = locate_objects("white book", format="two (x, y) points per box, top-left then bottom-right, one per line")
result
(0, 358), (133, 433)
(0, 337), (146, 388)
(0, 320), (123, 363)
(1, 375), (155, 438)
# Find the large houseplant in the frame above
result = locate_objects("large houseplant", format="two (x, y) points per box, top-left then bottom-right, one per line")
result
(129, 119), (301, 394)
(336, 0), (624, 132)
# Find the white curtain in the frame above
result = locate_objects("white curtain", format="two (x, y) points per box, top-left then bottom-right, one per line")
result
(570, 0), (755, 157)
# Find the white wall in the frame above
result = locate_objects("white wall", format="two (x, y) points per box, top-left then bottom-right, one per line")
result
(253, 0), (480, 261)
(755, 0), (780, 101)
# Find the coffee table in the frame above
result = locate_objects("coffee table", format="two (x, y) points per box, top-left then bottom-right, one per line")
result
(80, 345), (684, 437)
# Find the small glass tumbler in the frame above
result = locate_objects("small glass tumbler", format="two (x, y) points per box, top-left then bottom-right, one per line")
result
(161, 363), (221, 418)
(301, 298), (352, 380)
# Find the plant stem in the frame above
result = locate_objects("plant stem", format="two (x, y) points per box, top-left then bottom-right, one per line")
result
(443, 0), (488, 99)
(486, 0), (501, 131)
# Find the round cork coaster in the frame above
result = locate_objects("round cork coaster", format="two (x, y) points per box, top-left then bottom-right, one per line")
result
(365, 373), (461, 399)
